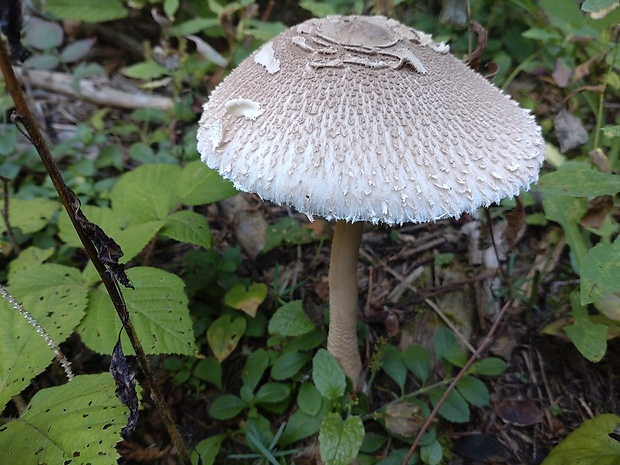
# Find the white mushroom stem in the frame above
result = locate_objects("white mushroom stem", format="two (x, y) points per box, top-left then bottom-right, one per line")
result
(327, 220), (364, 384)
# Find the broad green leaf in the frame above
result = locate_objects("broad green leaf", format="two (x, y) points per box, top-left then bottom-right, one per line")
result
(542, 414), (620, 465)
(298, 382), (322, 416)
(254, 383), (291, 404)
(0, 198), (59, 235)
(161, 210), (212, 249)
(565, 292), (607, 362)
(421, 440), (443, 465)
(0, 264), (87, 410)
(122, 62), (169, 80)
(467, 357), (507, 376)
(581, 240), (620, 305)
(23, 54), (60, 70)
(193, 357), (222, 389)
(224, 283), (268, 317)
(60, 38), (96, 63)
(403, 344), (430, 382)
(428, 387), (470, 423)
(191, 434), (226, 465)
(241, 348), (270, 390)
(602, 125), (620, 137)
(281, 404), (328, 445)
(313, 349), (346, 400)
(582, 0), (619, 14)
(208, 394), (247, 420)
(268, 300), (315, 337)
(319, 413), (364, 465)
(177, 160), (237, 206)
(25, 20), (64, 50)
(538, 163), (620, 197)
(433, 327), (467, 367)
(110, 164), (183, 223)
(542, 194), (589, 269)
(0, 374), (128, 464)
(45, 0), (128, 22)
(271, 351), (310, 380)
(7, 247), (54, 277)
(381, 344), (407, 393)
(78, 267), (196, 356)
(207, 314), (246, 362)
(456, 376), (490, 407)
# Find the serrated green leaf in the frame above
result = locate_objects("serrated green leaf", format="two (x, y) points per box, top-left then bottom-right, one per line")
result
(0, 374), (128, 464)
(581, 240), (620, 305)
(191, 434), (226, 465)
(268, 300), (315, 337)
(456, 376), (490, 407)
(319, 413), (364, 465)
(242, 348), (269, 390)
(313, 349), (346, 401)
(538, 163), (620, 197)
(467, 357), (507, 376)
(428, 387), (470, 423)
(433, 327), (467, 367)
(0, 264), (87, 410)
(161, 210), (212, 249)
(271, 351), (310, 380)
(177, 160), (237, 206)
(298, 382), (322, 415)
(7, 247), (54, 278)
(110, 164), (182, 223)
(0, 198), (59, 235)
(208, 394), (247, 420)
(403, 344), (430, 382)
(381, 344), (407, 393)
(45, 0), (128, 22)
(254, 383), (290, 404)
(225, 283), (267, 317)
(565, 292), (607, 362)
(78, 267), (196, 356)
(122, 62), (169, 80)
(542, 414), (620, 465)
(207, 314), (246, 362)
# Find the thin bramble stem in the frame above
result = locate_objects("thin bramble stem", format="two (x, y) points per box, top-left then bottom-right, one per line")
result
(0, 284), (73, 380)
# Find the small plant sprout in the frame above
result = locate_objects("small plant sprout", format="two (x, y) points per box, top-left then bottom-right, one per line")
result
(198, 15), (545, 386)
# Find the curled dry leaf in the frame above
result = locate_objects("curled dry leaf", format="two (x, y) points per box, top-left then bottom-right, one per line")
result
(554, 107), (588, 153)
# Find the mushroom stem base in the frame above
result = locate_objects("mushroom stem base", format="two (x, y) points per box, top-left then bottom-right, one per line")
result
(327, 220), (365, 386)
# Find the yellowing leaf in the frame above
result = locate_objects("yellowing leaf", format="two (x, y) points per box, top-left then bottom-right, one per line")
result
(207, 314), (246, 362)
(224, 283), (267, 317)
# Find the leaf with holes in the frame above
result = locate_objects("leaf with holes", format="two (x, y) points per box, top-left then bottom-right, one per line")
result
(77, 267), (196, 356)
(0, 198), (59, 235)
(0, 374), (128, 464)
(207, 314), (246, 362)
(0, 264), (87, 410)
(224, 283), (267, 317)
(581, 239), (620, 305)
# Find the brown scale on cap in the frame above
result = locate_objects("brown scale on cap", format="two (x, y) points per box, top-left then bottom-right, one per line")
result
(197, 15), (545, 385)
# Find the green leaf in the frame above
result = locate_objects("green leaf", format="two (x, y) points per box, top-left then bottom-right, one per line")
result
(268, 300), (315, 337)
(564, 292), (607, 362)
(25, 20), (64, 50)
(169, 17), (220, 36)
(542, 194), (589, 269)
(177, 160), (237, 206)
(0, 264), (87, 410)
(191, 434), (226, 465)
(428, 387), (470, 423)
(254, 383), (291, 404)
(161, 210), (212, 249)
(241, 348), (270, 391)
(0, 374), (128, 464)
(467, 357), (507, 376)
(193, 357), (222, 389)
(581, 240), (620, 305)
(299, 0), (339, 16)
(581, 0), (619, 13)
(78, 267), (196, 356)
(110, 164), (183, 223)
(403, 345), (430, 382)
(281, 404), (328, 445)
(0, 198), (59, 235)
(313, 349), (346, 401)
(271, 351), (310, 380)
(381, 344), (407, 393)
(207, 314), (246, 362)
(122, 62), (169, 80)
(225, 283), (268, 318)
(433, 327), (467, 367)
(456, 376), (490, 407)
(602, 125), (620, 137)
(538, 163), (620, 197)
(420, 440), (443, 465)
(60, 38), (96, 63)
(319, 413), (364, 465)
(298, 382), (322, 415)
(45, 0), (128, 22)
(208, 394), (247, 420)
(542, 414), (620, 465)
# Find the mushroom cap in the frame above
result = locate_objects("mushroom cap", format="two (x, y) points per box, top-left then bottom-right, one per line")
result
(197, 15), (545, 225)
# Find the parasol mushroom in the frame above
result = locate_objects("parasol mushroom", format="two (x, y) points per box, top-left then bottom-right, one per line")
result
(197, 15), (545, 386)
